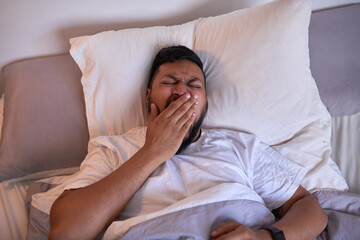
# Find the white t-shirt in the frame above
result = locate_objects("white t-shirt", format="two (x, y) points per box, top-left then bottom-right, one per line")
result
(32, 127), (307, 221)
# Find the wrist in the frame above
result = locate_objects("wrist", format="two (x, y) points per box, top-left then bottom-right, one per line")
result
(257, 228), (274, 240)
(261, 226), (286, 240)
(138, 145), (170, 165)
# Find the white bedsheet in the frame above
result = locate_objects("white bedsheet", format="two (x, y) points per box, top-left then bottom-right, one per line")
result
(0, 180), (32, 240)
(104, 183), (273, 239)
(0, 174), (76, 240)
(331, 111), (360, 194)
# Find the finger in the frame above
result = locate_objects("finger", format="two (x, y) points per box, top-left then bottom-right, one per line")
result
(216, 225), (256, 240)
(215, 230), (243, 240)
(211, 222), (241, 238)
(161, 94), (192, 118)
(179, 111), (196, 136)
(149, 103), (159, 122)
(176, 105), (196, 126)
(167, 97), (198, 124)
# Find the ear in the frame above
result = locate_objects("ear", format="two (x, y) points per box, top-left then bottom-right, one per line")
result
(146, 88), (150, 105)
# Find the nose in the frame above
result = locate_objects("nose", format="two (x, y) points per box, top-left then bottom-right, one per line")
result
(172, 82), (188, 96)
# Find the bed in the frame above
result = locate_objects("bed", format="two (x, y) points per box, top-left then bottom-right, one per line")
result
(0, 0), (359, 239)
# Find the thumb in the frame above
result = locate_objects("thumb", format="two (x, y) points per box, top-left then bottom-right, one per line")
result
(149, 103), (159, 122)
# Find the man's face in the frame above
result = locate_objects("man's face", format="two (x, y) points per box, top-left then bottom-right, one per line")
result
(146, 60), (208, 153)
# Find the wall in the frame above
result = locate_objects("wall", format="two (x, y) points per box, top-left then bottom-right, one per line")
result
(0, 0), (359, 72)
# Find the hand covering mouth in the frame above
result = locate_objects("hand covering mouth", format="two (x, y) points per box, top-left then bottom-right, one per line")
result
(165, 95), (183, 108)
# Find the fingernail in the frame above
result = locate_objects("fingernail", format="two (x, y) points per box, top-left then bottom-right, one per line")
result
(195, 101), (199, 105)
(194, 95), (199, 99)
(186, 94), (191, 99)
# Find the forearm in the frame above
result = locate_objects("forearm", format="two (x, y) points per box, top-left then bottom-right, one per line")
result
(49, 147), (165, 240)
(271, 190), (328, 240)
(49, 94), (196, 240)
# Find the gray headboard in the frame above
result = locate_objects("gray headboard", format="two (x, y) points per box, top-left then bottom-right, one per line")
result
(309, 4), (360, 117)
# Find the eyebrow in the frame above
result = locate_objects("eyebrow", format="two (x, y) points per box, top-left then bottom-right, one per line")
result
(163, 74), (202, 83)
(164, 74), (177, 81)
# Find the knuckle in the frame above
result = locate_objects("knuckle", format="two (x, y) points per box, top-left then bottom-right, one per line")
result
(185, 111), (192, 119)
(183, 122), (192, 129)
(168, 102), (178, 110)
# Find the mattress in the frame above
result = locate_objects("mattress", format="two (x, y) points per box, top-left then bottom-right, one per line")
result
(331, 112), (360, 194)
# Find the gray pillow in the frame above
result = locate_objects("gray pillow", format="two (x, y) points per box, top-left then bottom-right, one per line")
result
(0, 54), (89, 181)
(309, 4), (360, 117)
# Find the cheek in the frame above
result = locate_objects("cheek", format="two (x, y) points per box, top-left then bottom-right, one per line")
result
(195, 96), (207, 116)
(149, 89), (171, 112)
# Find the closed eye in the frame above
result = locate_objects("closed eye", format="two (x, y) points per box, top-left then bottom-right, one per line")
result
(161, 75), (204, 89)
(188, 79), (202, 89)
(162, 82), (175, 85)
(161, 75), (177, 85)
(188, 84), (201, 89)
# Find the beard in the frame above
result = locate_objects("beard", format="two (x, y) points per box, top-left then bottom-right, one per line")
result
(175, 105), (207, 154)
(147, 94), (208, 154)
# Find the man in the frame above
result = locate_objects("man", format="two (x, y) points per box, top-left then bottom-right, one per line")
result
(49, 46), (327, 240)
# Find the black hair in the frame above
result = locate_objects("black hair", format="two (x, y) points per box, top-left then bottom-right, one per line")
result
(148, 45), (205, 89)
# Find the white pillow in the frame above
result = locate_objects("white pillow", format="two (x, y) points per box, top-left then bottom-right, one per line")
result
(70, 21), (197, 138)
(195, 0), (348, 191)
(70, 0), (348, 191)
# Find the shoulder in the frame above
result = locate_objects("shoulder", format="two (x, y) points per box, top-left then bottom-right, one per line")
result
(201, 128), (275, 157)
(203, 128), (259, 143)
(122, 126), (147, 140)
(89, 126), (146, 152)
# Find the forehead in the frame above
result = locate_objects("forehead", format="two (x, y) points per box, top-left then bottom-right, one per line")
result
(154, 60), (205, 82)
